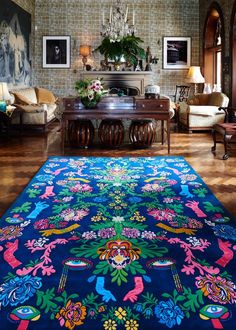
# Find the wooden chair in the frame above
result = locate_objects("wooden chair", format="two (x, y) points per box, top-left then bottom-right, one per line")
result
(170, 85), (190, 130)
(173, 85), (190, 103)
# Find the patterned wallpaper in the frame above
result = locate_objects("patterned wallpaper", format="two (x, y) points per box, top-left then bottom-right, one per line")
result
(33, 0), (200, 97)
(10, 0), (235, 98)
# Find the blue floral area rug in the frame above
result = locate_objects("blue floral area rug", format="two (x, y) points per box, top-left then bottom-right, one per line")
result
(0, 156), (236, 330)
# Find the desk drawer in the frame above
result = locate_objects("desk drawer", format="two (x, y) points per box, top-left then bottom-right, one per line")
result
(63, 98), (80, 109)
(135, 99), (169, 112)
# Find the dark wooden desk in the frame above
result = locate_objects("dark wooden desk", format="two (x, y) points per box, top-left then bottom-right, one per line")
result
(61, 96), (170, 153)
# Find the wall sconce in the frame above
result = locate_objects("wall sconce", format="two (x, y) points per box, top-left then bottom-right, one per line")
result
(0, 82), (11, 112)
(79, 45), (91, 69)
(186, 66), (205, 94)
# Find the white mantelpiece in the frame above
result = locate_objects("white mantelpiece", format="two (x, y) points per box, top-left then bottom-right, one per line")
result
(80, 71), (153, 96)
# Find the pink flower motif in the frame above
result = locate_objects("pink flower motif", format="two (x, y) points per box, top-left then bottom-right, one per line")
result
(188, 218), (203, 229)
(142, 183), (164, 192)
(61, 209), (89, 222)
(82, 231), (97, 240)
(141, 231), (157, 240)
(98, 227), (116, 239)
(148, 208), (176, 221)
(34, 218), (49, 230)
(122, 227), (140, 238)
(70, 183), (93, 193)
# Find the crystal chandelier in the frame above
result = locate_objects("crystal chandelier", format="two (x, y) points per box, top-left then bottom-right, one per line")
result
(101, 0), (136, 42)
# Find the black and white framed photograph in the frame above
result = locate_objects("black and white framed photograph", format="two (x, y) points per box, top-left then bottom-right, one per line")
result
(42, 36), (70, 68)
(163, 37), (191, 69)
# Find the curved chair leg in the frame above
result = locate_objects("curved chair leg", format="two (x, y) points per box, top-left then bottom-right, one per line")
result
(211, 128), (217, 153)
(223, 134), (232, 160)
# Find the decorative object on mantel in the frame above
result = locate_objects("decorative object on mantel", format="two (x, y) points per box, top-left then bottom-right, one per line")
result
(145, 46), (152, 71)
(95, 36), (145, 71)
(79, 45), (91, 70)
(75, 78), (108, 108)
(95, 0), (145, 71)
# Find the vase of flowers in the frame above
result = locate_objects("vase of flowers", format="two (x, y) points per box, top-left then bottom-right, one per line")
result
(75, 78), (108, 109)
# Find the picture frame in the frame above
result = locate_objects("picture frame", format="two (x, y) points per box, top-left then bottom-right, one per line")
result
(42, 36), (70, 68)
(163, 37), (191, 69)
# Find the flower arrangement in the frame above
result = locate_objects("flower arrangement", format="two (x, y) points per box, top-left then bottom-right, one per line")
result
(75, 78), (108, 108)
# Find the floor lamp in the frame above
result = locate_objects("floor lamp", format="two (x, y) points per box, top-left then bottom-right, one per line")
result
(186, 66), (205, 95)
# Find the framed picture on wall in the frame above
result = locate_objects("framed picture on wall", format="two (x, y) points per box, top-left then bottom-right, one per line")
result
(42, 36), (70, 68)
(163, 37), (191, 69)
(0, 0), (31, 85)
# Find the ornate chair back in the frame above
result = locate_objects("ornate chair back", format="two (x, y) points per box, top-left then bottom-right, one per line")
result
(174, 85), (190, 102)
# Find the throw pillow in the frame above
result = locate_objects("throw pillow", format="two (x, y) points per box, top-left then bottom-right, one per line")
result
(35, 87), (57, 104)
(11, 92), (33, 105)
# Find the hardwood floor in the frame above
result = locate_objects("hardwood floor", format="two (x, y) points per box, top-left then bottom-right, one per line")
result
(0, 123), (236, 219)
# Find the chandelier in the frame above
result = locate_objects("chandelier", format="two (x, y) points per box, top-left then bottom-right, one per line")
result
(101, 0), (136, 42)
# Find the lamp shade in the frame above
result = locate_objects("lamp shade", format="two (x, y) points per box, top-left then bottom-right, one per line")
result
(0, 82), (11, 101)
(79, 45), (91, 57)
(186, 66), (205, 83)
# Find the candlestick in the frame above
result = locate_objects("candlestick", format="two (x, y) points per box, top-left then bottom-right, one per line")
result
(133, 10), (135, 25)
(125, 7), (128, 22)
(102, 11), (104, 25)
(109, 7), (112, 23)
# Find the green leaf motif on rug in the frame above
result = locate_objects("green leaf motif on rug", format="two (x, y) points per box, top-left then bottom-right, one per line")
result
(203, 201), (224, 213)
(11, 202), (32, 213)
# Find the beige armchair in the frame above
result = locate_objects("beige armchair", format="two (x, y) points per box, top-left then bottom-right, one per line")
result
(10, 87), (58, 131)
(179, 92), (229, 133)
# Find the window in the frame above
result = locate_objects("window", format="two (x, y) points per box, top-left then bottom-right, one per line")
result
(203, 8), (223, 91)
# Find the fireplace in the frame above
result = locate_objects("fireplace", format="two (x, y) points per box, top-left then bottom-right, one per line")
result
(80, 71), (153, 96)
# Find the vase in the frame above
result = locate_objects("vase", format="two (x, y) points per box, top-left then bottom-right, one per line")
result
(81, 97), (100, 109)
(114, 62), (121, 71)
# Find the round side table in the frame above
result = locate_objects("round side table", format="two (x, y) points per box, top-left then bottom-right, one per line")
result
(98, 119), (124, 147)
(68, 119), (95, 148)
(129, 119), (156, 148)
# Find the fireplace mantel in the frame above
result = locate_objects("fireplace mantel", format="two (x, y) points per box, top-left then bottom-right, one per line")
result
(80, 71), (153, 96)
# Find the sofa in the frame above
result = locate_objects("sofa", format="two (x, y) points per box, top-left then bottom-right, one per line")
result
(9, 87), (58, 130)
(179, 92), (229, 133)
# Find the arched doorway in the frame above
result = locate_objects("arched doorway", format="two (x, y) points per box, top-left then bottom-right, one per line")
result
(203, 3), (224, 92)
(230, 1), (236, 107)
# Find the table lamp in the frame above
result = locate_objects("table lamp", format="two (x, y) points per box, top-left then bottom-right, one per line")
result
(79, 45), (91, 70)
(186, 66), (205, 95)
(0, 82), (11, 112)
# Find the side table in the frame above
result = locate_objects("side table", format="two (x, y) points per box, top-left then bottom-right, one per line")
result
(0, 106), (17, 135)
(212, 123), (236, 159)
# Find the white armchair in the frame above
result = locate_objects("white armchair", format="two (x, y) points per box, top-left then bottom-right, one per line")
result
(179, 92), (229, 133)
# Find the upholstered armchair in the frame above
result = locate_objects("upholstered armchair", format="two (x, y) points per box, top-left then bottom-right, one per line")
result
(9, 87), (58, 131)
(179, 92), (229, 133)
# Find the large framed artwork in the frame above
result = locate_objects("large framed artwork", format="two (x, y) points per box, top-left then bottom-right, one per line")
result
(0, 0), (31, 86)
(163, 37), (191, 69)
(42, 36), (71, 68)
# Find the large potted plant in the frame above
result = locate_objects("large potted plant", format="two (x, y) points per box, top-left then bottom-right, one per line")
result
(95, 35), (145, 70)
